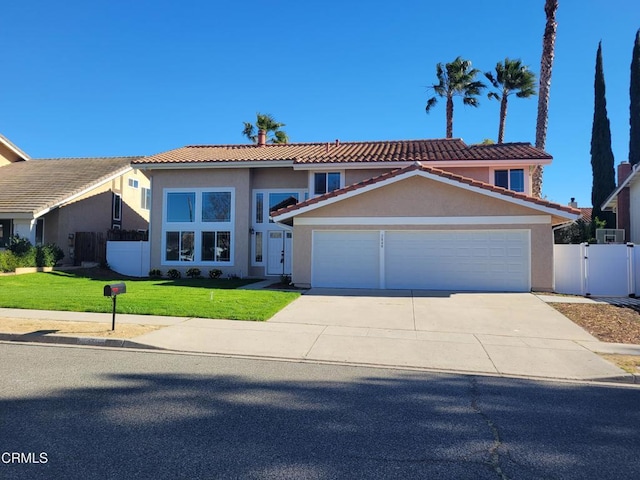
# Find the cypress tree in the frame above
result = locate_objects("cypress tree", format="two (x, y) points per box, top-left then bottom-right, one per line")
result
(590, 42), (616, 229)
(630, 29), (640, 166)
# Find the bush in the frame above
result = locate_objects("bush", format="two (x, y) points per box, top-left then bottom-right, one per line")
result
(167, 269), (181, 279)
(8, 235), (32, 256)
(186, 267), (202, 278)
(148, 269), (163, 278)
(208, 269), (223, 279)
(0, 250), (18, 273)
(35, 244), (64, 267)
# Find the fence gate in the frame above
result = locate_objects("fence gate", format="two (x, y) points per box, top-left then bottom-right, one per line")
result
(74, 232), (106, 266)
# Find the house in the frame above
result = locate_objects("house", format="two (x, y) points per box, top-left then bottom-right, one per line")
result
(133, 137), (579, 292)
(0, 153), (150, 264)
(602, 162), (637, 242)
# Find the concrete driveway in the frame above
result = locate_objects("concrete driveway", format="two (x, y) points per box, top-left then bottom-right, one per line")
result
(267, 289), (628, 380)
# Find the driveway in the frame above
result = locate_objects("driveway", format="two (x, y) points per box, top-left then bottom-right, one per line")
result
(267, 289), (628, 380)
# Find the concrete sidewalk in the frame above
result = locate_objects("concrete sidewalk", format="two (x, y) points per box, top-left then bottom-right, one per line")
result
(1, 290), (639, 383)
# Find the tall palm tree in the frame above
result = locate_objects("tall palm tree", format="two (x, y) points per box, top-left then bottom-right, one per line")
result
(242, 113), (289, 144)
(425, 57), (486, 138)
(485, 58), (537, 143)
(532, 0), (559, 198)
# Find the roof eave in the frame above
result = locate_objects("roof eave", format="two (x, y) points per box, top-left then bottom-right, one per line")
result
(132, 160), (295, 170)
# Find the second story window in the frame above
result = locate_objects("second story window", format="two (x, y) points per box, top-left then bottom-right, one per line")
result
(314, 172), (341, 195)
(494, 169), (524, 193)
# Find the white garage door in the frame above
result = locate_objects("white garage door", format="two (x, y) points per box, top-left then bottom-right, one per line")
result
(311, 230), (530, 291)
(385, 230), (530, 291)
(312, 231), (380, 288)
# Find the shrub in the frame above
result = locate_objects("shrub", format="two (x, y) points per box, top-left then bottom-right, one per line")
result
(0, 250), (18, 273)
(280, 274), (292, 285)
(208, 269), (223, 279)
(186, 267), (202, 278)
(8, 235), (32, 256)
(167, 269), (181, 279)
(148, 269), (163, 278)
(35, 244), (64, 267)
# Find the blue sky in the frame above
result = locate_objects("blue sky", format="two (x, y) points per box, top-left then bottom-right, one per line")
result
(1, 0), (638, 207)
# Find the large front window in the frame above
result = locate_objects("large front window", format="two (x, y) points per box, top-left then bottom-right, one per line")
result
(163, 189), (234, 265)
(494, 169), (524, 193)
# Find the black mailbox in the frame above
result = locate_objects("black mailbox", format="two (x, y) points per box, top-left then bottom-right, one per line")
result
(104, 283), (126, 297)
(104, 283), (126, 331)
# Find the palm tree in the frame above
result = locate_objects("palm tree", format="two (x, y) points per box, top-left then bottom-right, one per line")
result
(485, 58), (537, 143)
(532, 0), (559, 198)
(425, 57), (486, 138)
(242, 113), (289, 144)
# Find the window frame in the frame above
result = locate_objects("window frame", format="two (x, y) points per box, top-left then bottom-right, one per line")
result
(309, 170), (344, 196)
(492, 168), (526, 193)
(141, 187), (151, 210)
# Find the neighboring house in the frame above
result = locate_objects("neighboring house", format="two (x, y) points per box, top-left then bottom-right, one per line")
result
(0, 155), (150, 264)
(133, 137), (579, 292)
(0, 133), (30, 166)
(602, 162), (637, 242)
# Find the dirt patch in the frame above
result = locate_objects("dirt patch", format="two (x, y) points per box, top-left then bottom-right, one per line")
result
(0, 318), (161, 339)
(600, 354), (640, 374)
(551, 303), (640, 344)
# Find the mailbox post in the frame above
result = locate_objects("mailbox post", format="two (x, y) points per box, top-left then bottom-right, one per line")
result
(103, 283), (126, 331)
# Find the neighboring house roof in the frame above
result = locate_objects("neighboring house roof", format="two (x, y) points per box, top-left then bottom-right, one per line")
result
(0, 156), (141, 217)
(0, 133), (30, 161)
(602, 164), (640, 210)
(271, 162), (580, 223)
(133, 139), (552, 168)
(580, 208), (593, 223)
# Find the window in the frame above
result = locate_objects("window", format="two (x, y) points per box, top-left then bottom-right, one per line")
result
(254, 231), (263, 262)
(35, 218), (44, 246)
(201, 231), (231, 262)
(112, 193), (122, 221)
(0, 219), (11, 248)
(141, 188), (151, 210)
(128, 178), (139, 189)
(163, 189), (234, 264)
(202, 192), (231, 222)
(313, 172), (341, 195)
(494, 169), (524, 193)
(167, 192), (195, 222)
(166, 231), (194, 262)
(255, 193), (264, 224)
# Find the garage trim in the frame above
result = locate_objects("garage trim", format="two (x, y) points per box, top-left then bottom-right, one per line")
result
(296, 215), (551, 226)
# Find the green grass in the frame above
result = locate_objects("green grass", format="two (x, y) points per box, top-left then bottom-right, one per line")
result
(0, 270), (300, 321)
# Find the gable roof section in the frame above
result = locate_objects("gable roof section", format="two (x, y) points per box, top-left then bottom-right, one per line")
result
(0, 133), (30, 162)
(271, 163), (580, 223)
(133, 139), (551, 168)
(0, 156), (140, 217)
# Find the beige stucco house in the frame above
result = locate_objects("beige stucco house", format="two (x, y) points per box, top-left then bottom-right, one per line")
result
(134, 137), (579, 291)
(0, 143), (150, 264)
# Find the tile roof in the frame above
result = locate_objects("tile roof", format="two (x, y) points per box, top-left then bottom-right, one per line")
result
(133, 139), (551, 166)
(271, 162), (580, 219)
(0, 156), (140, 215)
(580, 208), (593, 223)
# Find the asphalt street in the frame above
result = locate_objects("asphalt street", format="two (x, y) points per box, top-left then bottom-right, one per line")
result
(1, 343), (639, 479)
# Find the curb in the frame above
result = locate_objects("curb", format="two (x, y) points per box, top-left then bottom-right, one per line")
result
(0, 333), (163, 350)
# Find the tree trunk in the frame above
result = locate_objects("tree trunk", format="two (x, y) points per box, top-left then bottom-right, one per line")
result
(533, 0), (558, 197)
(498, 95), (508, 143)
(446, 95), (454, 138)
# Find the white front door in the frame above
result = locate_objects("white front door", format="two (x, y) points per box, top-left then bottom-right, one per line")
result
(267, 231), (292, 275)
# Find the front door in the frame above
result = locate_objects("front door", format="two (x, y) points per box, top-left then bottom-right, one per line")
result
(267, 231), (292, 275)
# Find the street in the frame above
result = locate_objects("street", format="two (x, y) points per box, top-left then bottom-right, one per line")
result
(1, 343), (639, 479)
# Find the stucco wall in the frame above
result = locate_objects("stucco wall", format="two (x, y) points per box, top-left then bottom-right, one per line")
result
(147, 168), (251, 277)
(250, 168), (307, 189)
(0, 143), (23, 166)
(290, 175), (556, 291)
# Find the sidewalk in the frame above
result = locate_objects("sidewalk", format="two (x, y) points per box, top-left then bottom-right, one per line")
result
(1, 305), (639, 384)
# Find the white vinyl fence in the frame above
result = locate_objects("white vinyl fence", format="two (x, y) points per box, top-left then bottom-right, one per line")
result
(106, 241), (150, 278)
(554, 243), (636, 296)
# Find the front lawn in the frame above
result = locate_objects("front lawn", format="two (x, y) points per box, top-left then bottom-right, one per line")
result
(0, 270), (300, 321)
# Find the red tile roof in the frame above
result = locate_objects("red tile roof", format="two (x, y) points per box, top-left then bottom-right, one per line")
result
(271, 163), (580, 219)
(133, 139), (551, 166)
